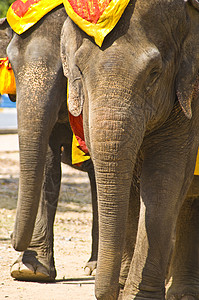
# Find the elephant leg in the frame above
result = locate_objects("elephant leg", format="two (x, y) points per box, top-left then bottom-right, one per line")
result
(166, 178), (199, 299)
(62, 146), (99, 276)
(59, 126), (99, 276)
(123, 134), (197, 299)
(11, 124), (63, 282)
(84, 163), (99, 275)
(119, 158), (141, 289)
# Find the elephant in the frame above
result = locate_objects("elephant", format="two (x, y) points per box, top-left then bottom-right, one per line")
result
(60, 0), (199, 299)
(0, 5), (98, 281)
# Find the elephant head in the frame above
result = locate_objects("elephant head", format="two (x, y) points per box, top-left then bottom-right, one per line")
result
(61, 0), (199, 298)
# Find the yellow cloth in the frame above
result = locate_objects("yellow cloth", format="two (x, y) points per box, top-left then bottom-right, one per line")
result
(0, 58), (16, 95)
(71, 134), (90, 165)
(63, 0), (131, 47)
(7, 0), (63, 34)
(194, 150), (199, 175)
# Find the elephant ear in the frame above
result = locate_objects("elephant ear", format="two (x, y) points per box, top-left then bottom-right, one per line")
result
(176, 0), (199, 119)
(0, 17), (12, 39)
(67, 66), (85, 117)
(0, 18), (13, 58)
(61, 18), (84, 117)
(0, 17), (6, 25)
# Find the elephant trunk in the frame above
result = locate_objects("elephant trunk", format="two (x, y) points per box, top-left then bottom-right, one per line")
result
(11, 84), (59, 251)
(12, 133), (47, 251)
(87, 97), (146, 299)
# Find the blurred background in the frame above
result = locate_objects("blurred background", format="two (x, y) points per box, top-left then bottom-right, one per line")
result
(0, 94), (17, 133)
(0, 0), (14, 18)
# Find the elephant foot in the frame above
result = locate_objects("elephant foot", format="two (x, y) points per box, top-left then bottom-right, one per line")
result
(84, 259), (97, 276)
(10, 250), (56, 282)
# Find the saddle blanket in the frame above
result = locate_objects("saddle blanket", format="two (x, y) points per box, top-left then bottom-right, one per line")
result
(63, 0), (130, 46)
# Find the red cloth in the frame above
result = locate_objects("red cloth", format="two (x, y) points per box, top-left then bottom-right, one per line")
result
(68, 112), (89, 155)
(67, 0), (111, 24)
(12, 0), (41, 18)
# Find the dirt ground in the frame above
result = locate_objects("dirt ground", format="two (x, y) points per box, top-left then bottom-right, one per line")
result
(0, 134), (96, 299)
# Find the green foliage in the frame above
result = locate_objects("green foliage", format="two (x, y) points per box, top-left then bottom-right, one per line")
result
(0, 0), (15, 18)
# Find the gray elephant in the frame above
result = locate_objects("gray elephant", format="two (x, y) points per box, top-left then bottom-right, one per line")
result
(0, 5), (98, 281)
(60, 0), (199, 299)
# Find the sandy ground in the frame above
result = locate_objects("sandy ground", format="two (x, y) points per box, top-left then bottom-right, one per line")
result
(0, 134), (96, 299)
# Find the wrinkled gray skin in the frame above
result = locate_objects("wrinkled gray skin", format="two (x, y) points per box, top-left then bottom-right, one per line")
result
(0, 5), (98, 281)
(0, 18), (12, 56)
(166, 179), (199, 300)
(61, 0), (199, 299)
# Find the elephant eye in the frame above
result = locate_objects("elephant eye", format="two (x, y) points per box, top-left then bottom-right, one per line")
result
(150, 68), (160, 84)
(146, 68), (161, 91)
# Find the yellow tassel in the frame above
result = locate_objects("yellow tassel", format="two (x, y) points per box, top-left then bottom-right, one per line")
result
(0, 57), (16, 95)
